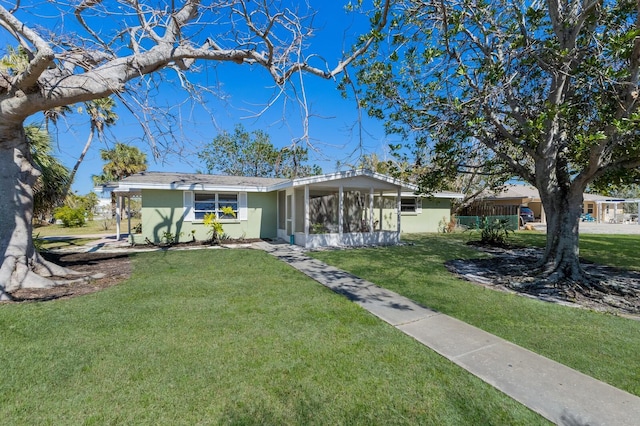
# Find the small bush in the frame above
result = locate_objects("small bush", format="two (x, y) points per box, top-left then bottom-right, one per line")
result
(162, 231), (177, 245)
(204, 207), (236, 244)
(480, 217), (513, 246)
(438, 215), (457, 233)
(33, 233), (46, 252)
(54, 206), (86, 228)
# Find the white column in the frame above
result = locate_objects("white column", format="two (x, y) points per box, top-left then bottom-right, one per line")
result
(396, 186), (401, 233)
(127, 195), (132, 236)
(304, 185), (309, 238)
(290, 190), (295, 237)
(369, 187), (374, 232)
(379, 190), (383, 231)
(339, 185), (344, 236)
(116, 194), (122, 240)
(637, 202), (640, 224)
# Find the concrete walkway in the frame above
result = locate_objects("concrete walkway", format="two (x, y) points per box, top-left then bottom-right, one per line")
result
(255, 241), (640, 426)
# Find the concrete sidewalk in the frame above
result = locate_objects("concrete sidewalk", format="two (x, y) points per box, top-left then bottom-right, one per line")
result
(255, 241), (640, 426)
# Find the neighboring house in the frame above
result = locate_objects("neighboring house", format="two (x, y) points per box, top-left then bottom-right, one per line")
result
(474, 184), (633, 224)
(92, 185), (114, 219)
(109, 170), (462, 248)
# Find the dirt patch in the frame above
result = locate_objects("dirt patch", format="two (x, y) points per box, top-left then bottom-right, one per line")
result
(138, 238), (263, 248)
(446, 245), (640, 319)
(8, 252), (131, 302)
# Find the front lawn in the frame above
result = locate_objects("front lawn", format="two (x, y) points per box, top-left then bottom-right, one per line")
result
(33, 217), (141, 237)
(310, 233), (640, 397)
(0, 249), (546, 425)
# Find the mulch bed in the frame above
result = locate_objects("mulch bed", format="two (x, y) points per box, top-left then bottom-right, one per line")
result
(446, 244), (640, 319)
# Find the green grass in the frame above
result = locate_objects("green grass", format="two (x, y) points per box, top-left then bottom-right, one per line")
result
(37, 237), (101, 251)
(311, 233), (640, 397)
(509, 231), (640, 271)
(0, 249), (547, 425)
(33, 217), (141, 237)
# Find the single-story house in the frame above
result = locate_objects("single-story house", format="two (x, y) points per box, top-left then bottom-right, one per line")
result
(474, 184), (632, 224)
(108, 169), (462, 248)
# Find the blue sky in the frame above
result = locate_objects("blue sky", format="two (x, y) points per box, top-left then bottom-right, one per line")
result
(2, 1), (399, 194)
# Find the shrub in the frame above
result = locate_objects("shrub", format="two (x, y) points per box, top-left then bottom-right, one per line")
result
(438, 215), (457, 233)
(204, 206), (236, 244)
(33, 233), (45, 252)
(54, 206), (86, 228)
(203, 213), (224, 244)
(479, 217), (513, 246)
(162, 231), (177, 245)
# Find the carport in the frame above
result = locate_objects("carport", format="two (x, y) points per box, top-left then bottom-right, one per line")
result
(595, 199), (640, 224)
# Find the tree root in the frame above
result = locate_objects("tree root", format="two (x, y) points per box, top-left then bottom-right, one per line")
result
(1, 252), (106, 299)
(33, 253), (82, 277)
(446, 246), (640, 316)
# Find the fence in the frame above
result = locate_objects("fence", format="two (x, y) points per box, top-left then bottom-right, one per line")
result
(457, 203), (520, 231)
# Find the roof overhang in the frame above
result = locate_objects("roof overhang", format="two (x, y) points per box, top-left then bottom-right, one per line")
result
(270, 169), (416, 192)
(402, 191), (465, 199)
(114, 181), (275, 193)
(108, 169), (462, 199)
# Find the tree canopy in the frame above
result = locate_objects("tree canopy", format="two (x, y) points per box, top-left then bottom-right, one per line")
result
(198, 124), (321, 178)
(355, 0), (640, 283)
(94, 143), (148, 184)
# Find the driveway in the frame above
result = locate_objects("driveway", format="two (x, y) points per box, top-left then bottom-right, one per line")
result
(533, 221), (640, 234)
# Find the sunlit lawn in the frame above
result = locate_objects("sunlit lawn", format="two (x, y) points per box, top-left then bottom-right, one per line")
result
(33, 217), (141, 237)
(510, 231), (640, 271)
(310, 232), (640, 397)
(0, 249), (547, 425)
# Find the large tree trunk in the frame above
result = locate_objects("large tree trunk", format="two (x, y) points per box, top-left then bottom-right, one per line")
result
(537, 187), (587, 284)
(0, 123), (79, 300)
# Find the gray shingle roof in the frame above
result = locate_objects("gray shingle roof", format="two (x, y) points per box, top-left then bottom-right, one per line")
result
(119, 172), (288, 188)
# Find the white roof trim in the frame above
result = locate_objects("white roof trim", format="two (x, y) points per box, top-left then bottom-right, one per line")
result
(269, 169), (416, 191)
(401, 191), (464, 199)
(115, 181), (273, 193)
(109, 170), (467, 199)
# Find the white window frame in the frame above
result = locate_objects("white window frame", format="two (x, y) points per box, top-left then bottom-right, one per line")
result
(194, 192), (239, 221)
(401, 197), (421, 214)
(183, 191), (248, 222)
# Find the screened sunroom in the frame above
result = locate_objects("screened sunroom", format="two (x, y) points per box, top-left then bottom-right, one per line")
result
(275, 170), (408, 249)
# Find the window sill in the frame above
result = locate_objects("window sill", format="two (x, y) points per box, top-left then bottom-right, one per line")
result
(192, 219), (242, 224)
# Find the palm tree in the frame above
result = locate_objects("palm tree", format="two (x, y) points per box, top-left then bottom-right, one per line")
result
(94, 142), (147, 218)
(0, 45), (29, 74)
(62, 97), (118, 198)
(26, 125), (70, 222)
(95, 142), (147, 182)
(43, 105), (72, 130)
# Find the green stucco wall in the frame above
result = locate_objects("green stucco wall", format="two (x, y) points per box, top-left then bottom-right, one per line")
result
(138, 189), (184, 244)
(401, 198), (452, 233)
(246, 192), (278, 239)
(135, 190), (278, 244)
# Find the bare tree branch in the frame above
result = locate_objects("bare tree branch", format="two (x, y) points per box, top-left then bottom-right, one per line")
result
(0, 5), (54, 92)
